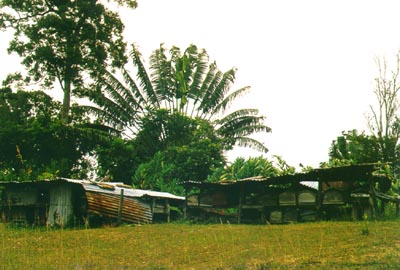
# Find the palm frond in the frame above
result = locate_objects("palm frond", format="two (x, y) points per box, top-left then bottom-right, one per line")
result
(194, 62), (218, 116)
(198, 69), (223, 117)
(216, 110), (270, 138)
(226, 123), (271, 137)
(94, 86), (138, 127)
(74, 122), (120, 138)
(200, 68), (236, 117)
(130, 44), (159, 107)
(231, 137), (269, 153)
(150, 45), (175, 108)
(188, 48), (209, 103)
(84, 44), (272, 155)
(216, 109), (260, 123)
(120, 67), (146, 111)
(212, 86), (251, 115)
(98, 69), (140, 117)
(79, 105), (128, 131)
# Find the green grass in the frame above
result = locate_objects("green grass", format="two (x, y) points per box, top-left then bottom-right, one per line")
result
(0, 221), (399, 270)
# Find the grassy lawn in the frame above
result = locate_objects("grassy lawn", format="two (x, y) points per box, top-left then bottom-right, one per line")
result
(0, 221), (399, 270)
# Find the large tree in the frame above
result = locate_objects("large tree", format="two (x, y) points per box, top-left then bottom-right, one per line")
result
(0, 87), (98, 181)
(85, 44), (271, 153)
(366, 54), (400, 166)
(0, 0), (137, 122)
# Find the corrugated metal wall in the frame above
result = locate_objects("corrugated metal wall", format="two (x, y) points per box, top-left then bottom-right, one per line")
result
(85, 191), (152, 224)
(47, 183), (73, 226)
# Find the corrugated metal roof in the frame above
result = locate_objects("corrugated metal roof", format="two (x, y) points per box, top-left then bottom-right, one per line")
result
(63, 178), (185, 201)
(182, 163), (387, 190)
(0, 178), (185, 201)
(300, 181), (318, 190)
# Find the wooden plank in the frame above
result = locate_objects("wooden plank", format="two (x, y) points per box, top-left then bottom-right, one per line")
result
(117, 189), (124, 225)
(323, 190), (344, 205)
(279, 191), (296, 206)
(298, 190), (316, 205)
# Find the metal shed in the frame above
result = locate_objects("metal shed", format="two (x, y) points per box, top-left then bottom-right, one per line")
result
(0, 178), (184, 227)
(181, 163), (399, 223)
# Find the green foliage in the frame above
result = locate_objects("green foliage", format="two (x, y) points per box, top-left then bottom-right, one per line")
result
(88, 44), (271, 191)
(209, 156), (285, 182)
(325, 130), (400, 194)
(130, 112), (226, 192)
(327, 130), (383, 165)
(95, 137), (136, 183)
(0, 0), (137, 121)
(272, 155), (296, 175)
(85, 44), (271, 152)
(132, 152), (177, 192)
(0, 88), (99, 181)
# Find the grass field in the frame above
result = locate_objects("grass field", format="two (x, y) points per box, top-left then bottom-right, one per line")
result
(0, 221), (399, 270)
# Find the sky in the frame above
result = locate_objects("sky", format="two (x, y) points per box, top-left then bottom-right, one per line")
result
(2, 0), (400, 169)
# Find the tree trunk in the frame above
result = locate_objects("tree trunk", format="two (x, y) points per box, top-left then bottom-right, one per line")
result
(61, 73), (71, 123)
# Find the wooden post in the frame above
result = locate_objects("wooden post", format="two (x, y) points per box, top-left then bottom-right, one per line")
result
(183, 188), (188, 219)
(151, 198), (156, 222)
(238, 190), (243, 224)
(165, 199), (170, 223)
(260, 207), (266, 224)
(351, 204), (359, 221)
(368, 175), (378, 219)
(117, 189), (124, 225)
(316, 181), (322, 221)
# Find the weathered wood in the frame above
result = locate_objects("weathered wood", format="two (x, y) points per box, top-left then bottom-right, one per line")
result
(298, 190), (316, 205)
(283, 209), (298, 223)
(368, 174), (378, 219)
(117, 189), (124, 224)
(270, 210), (282, 224)
(322, 189), (344, 205)
(260, 208), (266, 224)
(47, 184), (73, 227)
(279, 191), (296, 206)
(316, 184), (322, 221)
(151, 198), (156, 213)
(165, 199), (170, 223)
(183, 188), (188, 219)
(255, 194), (278, 206)
(299, 210), (316, 222)
(238, 190), (243, 224)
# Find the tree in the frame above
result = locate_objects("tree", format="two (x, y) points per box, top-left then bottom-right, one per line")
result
(0, 0), (137, 122)
(94, 137), (137, 183)
(98, 110), (226, 187)
(85, 44), (271, 152)
(327, 130), (382, 165)
(131, 111), (226, 194)
(366, 54), (400, 165)
(0, 87), (98, 181)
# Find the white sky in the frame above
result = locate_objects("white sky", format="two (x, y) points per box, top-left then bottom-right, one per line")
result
(2, 0), (400, 169)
